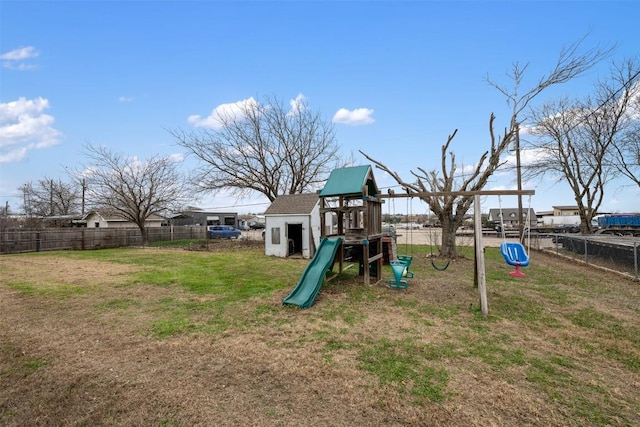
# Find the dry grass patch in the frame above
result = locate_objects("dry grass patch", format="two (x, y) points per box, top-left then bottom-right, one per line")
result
(0, 247), (638, 426)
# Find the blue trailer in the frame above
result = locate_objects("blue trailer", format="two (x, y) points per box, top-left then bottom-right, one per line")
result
(596, 214), (640, 236)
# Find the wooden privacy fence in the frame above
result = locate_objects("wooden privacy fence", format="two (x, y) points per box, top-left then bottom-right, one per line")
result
(0, 226), (206, 254)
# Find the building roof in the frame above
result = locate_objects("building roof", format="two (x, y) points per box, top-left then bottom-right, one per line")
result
(82, 210), (165, 222)
(170, 211), (237, 219)
(318, 165), (379, 197)
(264, 193), (319, 215)
(553, 205), (579, 210)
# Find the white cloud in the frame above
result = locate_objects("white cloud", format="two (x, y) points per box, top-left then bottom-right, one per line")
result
(288, 93), (307, 116)
(458, 163), (477, 176)
(332, 107), (375, 125)
(188, 97), (259, 129)
(502, 147), (550, 168)
(1, 46), (39, 70)
(169, 152), (185, 162)
(118, 96), (134, 103)
(188, 94), (313, 129)
(627, 80), (640, 121)
(0, 97), (61, 163)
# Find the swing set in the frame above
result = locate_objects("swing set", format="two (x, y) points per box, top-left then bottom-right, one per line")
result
(386, 189), (461, 289)
(382, 189), (535, 314)
(387, 190), (415, 289)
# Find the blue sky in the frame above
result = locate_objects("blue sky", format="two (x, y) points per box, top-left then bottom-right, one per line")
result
(1, 1), (639, 216)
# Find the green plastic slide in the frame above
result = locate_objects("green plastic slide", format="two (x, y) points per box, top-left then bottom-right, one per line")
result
(282, 237), (343, 308)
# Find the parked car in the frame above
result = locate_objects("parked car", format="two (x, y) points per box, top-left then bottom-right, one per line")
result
(249, 222), (266, 230)
(208, 225), (241, 239)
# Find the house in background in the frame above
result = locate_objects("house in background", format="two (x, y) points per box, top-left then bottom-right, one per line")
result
(263, 193), (321, 259)
(83, 210), (165, 228)
(553, 205), (581, 216)
(487, 207), (537, 228)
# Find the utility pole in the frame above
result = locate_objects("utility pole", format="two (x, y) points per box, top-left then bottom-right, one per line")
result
(515, 122), (524, 243)
(81, 178), (86, 216)
(50, 179), (54, 216)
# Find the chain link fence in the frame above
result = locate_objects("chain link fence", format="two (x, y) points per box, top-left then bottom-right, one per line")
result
(530, 233), (639, 281)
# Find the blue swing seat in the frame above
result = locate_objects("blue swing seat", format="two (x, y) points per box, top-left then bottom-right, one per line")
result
(500, 242), (530, 278)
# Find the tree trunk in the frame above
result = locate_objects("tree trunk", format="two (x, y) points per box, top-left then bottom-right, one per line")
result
(138, 224), (149, 246)
(580, 216), (594, 234)
(439, 216), (459, 258)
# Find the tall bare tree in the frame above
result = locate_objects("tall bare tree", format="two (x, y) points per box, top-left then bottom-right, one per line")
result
(171, 95), (343, 202)
(81, 144), (191, 245)
(362, 114), (516, 258)
(526, 59), (640, 232)
(613, 126), (640, 188)
(19, 177), (81, 217)
(362, 38), (610, 257)
(609, 60), (640, 189)
(486, 35), (613, 239)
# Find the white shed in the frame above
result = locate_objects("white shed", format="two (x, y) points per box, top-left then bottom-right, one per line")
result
(264, 193), (321, 259)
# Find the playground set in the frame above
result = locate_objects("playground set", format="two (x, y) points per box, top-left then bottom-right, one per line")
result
(282, 165), (535, 313)
(282, 165), (387, 308)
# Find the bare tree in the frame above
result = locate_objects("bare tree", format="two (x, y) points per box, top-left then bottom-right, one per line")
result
(526, 59), (640, 232)
(614, 125), (640, 188)
(362, 38), (610, 257)
(19, 177), (81, 217)
(609, 60), (640, 188)
(486, 35), (613, 239)
(81, 144), (191, 245)
(362, 114), (516, 258)
(527, 99), (611, 233)
(171, 95), (344, 202)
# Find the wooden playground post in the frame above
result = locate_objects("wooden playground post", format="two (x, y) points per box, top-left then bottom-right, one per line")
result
(474, 195), (488, 315)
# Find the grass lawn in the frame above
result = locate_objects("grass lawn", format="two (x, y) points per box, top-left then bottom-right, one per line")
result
(1, 240), (638, 426)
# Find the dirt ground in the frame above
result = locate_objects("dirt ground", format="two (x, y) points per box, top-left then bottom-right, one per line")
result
(0, 248), (637, 426)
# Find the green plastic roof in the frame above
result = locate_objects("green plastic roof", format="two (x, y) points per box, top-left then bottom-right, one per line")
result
(319, 165), (379, 197)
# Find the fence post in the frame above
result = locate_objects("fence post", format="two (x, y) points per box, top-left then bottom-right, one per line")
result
(634, 241), (638, 282)
(584, 237), (588, 265)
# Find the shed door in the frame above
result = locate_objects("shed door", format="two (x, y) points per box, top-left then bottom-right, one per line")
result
(286, 223), (303, 256)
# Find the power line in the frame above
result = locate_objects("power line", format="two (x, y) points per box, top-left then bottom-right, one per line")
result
(198, 201), (271, 211)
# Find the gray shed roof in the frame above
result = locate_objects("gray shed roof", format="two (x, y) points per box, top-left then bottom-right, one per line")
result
(264, 193), (319, 215)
